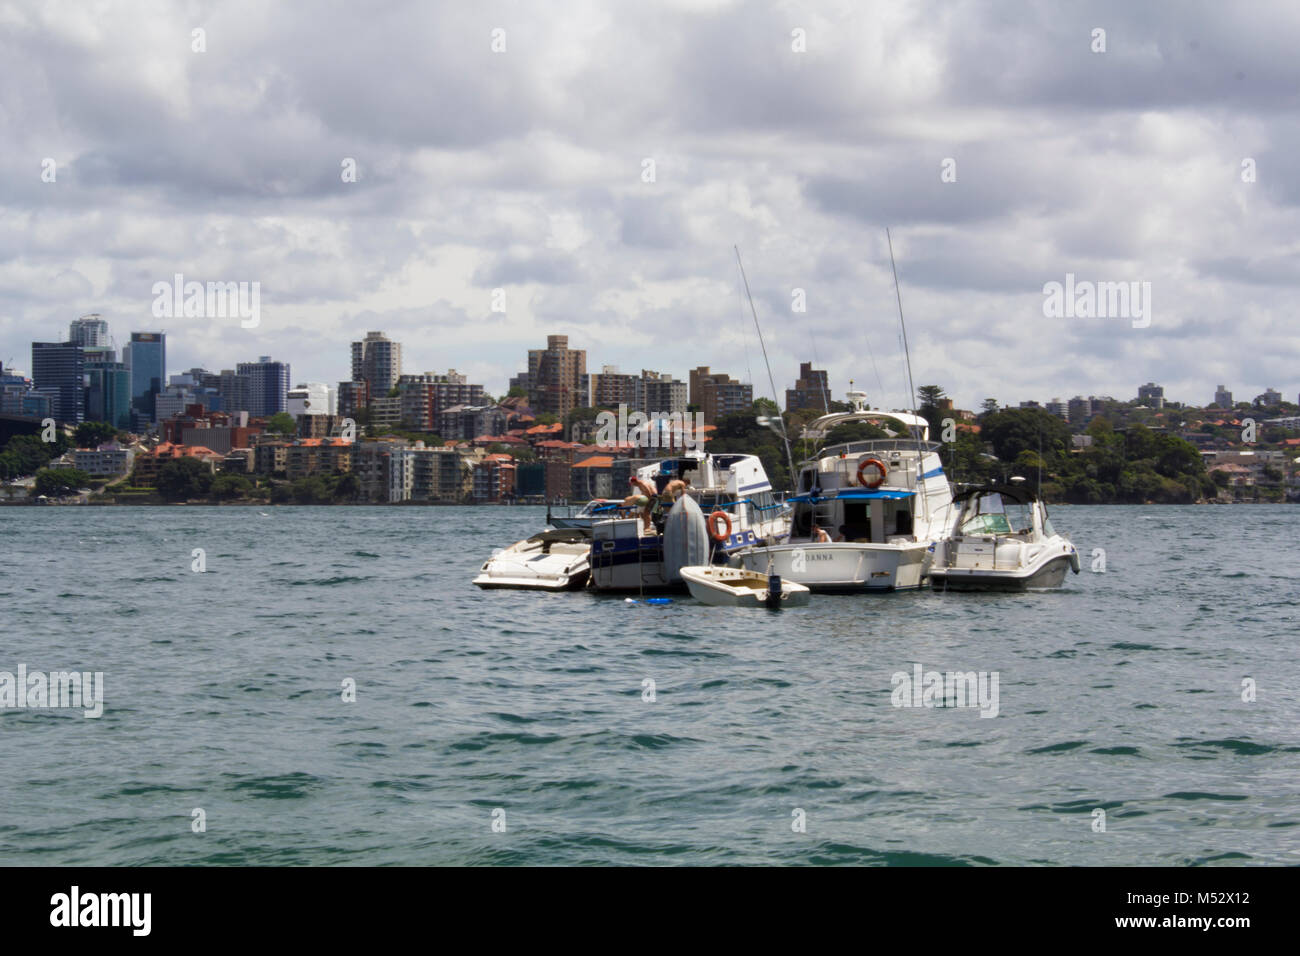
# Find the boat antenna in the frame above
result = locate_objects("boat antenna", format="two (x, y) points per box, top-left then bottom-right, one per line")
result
(886, 228), (927, 523)
(735, 245), (797, 488)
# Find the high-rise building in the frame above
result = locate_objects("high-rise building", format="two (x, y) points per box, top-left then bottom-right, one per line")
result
(396, 370), (485, 431)
(527, 335), (585, 420)
(337, 380), (369, 420)
(1137, 382), (1164, 409)
(351, 332), (402, 398)
(237, 357), (290, 418)
(84, 358), (131, 430)
(218, 369), (252, 416)
(785, 362), (830, 413)
(1213, 385), (1233, 408)
(1046, 398), (1069, 422)
(690, 366), (753, 424)
(125, 332), (166, 425)
(587, 366), (641, 409)
(31, 340), (86, 424)
(641, 370), (687, 415)
(68, 314), (109, 349)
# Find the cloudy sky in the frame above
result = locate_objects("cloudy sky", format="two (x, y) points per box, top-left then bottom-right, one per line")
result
(2, 0), (1297, 412)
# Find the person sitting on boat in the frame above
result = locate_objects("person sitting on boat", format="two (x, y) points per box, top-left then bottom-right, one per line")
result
(621, 476), (657, 533)
(811, 524), (831, 543)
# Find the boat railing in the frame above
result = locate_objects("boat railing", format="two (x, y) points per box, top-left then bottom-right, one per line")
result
(812, 438), (941, 460)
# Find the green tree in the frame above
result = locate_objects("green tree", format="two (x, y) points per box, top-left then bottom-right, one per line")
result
(155, 457), (215, 501)
(506, 386), (527, 398)
(266, 412), (297, 436)
(34, 468), (92, 497)
(210, 474), (253, 500)
(74, 421), (117, 448)
(333, 472), (362, 502)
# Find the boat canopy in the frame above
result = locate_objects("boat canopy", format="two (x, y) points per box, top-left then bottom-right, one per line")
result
(800, 390), (931, 442)
(953, 483), (1041, 505)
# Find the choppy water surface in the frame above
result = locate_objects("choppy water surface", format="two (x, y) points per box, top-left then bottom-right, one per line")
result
(0, 504), (1297, 865)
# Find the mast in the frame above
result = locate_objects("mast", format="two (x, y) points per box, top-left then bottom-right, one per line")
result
(886, 228), (929, 525)
(735, 246), (797, 488)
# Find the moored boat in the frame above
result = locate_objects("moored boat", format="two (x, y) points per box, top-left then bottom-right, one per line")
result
(733, 391), (955, 592)
(680, 565), (810, 607)
(588, 451), (790, 592)
(472, 528), (592, 590)
(929, 481), (1080, 591)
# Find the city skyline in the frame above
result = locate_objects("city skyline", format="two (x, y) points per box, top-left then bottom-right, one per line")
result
(5, 313), (1291, 419)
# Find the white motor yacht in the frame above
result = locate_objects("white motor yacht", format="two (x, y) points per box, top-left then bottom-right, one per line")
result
(929, 482), (1080, 591)
(733, 391), (955, 592)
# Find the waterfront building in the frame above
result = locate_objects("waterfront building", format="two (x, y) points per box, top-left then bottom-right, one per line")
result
(472, 454), (516, 502)
(131, 442), (223, 485)
(72, 445), (134, 477)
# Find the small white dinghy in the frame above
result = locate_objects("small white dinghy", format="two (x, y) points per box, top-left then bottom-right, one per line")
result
(473, 528), (591, 590)
(679, 565), (811, 608)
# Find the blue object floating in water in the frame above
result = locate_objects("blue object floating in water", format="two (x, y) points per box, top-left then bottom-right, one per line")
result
(624, 597), (673, 605)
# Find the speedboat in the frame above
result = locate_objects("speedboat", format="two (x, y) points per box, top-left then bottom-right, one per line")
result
(732, 391), (955, 592)
(589, 451), (790, 592)
(472, 528), (592, 590)
(929, 481), (1080, 591)
(680, 566), (811, 607)
(546, 498), (631, 529)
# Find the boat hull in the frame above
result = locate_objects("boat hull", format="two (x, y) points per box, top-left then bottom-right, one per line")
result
(734, 542), (929, 592)
(930, 553), (1074, 591)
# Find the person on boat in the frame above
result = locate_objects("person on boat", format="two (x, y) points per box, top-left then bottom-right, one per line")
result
(621, 476), (657, 533)
(660, 477), (691, 503)
(811, 524), (831, 543)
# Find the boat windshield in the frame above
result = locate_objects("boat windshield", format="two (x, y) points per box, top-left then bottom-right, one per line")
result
(960, 493), (1033, 536)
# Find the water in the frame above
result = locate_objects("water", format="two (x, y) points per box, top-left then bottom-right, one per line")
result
(1, 504), (1297, 866)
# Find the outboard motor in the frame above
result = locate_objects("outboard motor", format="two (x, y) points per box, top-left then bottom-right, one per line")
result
(765, 574), (783, 608)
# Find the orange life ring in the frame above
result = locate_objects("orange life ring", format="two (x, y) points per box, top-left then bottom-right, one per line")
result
(707, 510), (732, 542)
(857, 457), (887, 488)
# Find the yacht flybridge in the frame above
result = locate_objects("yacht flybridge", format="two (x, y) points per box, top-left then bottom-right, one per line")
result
(929, 482), (1080, 591)
(733, 391), (955, 591)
